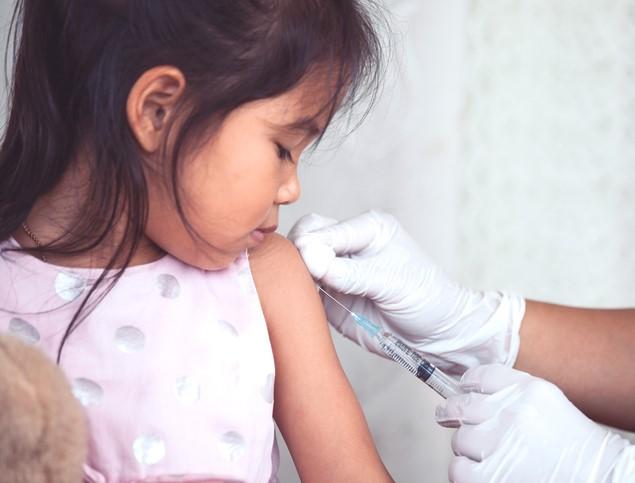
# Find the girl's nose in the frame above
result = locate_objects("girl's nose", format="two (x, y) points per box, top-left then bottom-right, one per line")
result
(276, 171), (301, 206)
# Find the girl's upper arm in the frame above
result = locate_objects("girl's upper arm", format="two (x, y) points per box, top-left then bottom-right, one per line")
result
(249, 234), (392, 482)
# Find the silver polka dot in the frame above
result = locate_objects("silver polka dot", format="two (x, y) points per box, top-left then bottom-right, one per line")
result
(114, 326), (146, 353)
(260, 373), (274, 404)
(217, 319), (239, 338)
(157, 274), (180, 299)
(175, 376), (200, 405)
(133, 434), (166, 465)
(71, 378), (103, 406)
(218, 431), (246, 462)
(54, 272), (86, 301)
(8, 318), (40, 345)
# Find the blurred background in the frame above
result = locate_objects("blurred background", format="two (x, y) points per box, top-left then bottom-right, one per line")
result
(278, 0), (635, 481)
(1, 0), (634, 481)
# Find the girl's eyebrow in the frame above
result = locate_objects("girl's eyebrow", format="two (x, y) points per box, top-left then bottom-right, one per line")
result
(272, 117), (322, 137)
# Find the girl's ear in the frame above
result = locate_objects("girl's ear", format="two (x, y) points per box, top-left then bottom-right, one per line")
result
(126, 66), (186, 152)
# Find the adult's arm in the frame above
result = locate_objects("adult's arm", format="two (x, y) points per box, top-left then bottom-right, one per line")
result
(517, 301), (635, 430)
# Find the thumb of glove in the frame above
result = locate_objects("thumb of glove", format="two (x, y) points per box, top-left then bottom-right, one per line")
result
(299, 242), (389, 298)
(288, 213), (338, 246)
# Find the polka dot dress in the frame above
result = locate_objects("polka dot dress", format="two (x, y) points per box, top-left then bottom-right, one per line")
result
(0, 239), (278, 482)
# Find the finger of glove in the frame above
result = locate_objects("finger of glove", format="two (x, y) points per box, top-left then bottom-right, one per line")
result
(294, 210), (396, 256)
(460, 364), (533, 394)
(435, 392), (494, 427)
(451, 422), (502, 462)
(297, 243), (336, 281)
(449, 456), (481, 483)
(288, 213), (338, 245)
(320, 256), (397, 301)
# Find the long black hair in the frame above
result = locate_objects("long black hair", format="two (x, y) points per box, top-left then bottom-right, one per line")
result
(0, 0), (385, 361)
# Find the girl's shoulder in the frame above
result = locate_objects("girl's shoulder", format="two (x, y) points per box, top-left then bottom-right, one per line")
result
(248, 233), (300, 274)
(248, 233), (311, 298)
(248, 232), (319, 329)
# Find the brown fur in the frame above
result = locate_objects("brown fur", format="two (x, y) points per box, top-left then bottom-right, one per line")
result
(0, 334), (86, 483)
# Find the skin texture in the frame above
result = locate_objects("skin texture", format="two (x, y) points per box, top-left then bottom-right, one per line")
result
(250, 234), (392, 482)
(516, 301), (635, 430)
(14, 66), (393, 479)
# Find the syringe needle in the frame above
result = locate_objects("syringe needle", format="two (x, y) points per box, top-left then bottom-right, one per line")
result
(317, 286), (462, 398)
(318, 286), (355, 315)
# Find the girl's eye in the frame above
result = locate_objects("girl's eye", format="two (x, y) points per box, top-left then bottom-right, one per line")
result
(275, 143), (293, 162)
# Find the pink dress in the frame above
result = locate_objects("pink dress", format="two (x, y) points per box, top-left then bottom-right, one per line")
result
(0, 238), (279, 482)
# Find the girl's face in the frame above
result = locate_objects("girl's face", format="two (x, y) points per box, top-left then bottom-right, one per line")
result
(142, 80), (326, 270)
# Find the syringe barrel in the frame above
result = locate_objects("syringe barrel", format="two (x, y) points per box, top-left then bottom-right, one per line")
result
(376, 331), (462, 399)
(322, 294), (465, 399)
(424, 367), (463, 399)
(376, 331), (421, 376)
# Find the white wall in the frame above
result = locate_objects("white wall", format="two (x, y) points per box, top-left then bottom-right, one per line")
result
(460, 0), (635, 308)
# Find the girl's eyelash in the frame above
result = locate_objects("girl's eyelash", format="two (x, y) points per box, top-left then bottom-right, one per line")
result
(276, 143), (293, 162)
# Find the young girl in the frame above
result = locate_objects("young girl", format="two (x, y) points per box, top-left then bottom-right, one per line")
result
(0, 0), (393, 482)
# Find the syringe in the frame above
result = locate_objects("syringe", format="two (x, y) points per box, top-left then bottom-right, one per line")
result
(319, 287), (463, 399)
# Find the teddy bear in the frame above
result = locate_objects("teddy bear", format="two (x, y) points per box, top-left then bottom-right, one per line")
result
(0, 333), (87, 483)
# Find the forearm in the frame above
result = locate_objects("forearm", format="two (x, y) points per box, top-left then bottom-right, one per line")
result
(515, 300), (635, 430)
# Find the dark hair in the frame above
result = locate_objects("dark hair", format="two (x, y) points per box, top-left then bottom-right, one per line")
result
(0, 0), (385, 361)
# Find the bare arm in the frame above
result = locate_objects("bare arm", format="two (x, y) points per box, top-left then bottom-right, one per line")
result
(516, 301), (635, 430)
(249, 234), (393, 482)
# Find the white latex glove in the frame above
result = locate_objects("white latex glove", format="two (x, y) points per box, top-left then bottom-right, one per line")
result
(288, 211), (525, 374)
(436, 364), (635, 483)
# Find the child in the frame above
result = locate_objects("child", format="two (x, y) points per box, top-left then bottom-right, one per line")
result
(0, 0), (392, 481)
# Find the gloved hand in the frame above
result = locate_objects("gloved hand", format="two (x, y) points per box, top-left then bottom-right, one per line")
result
(288, 211), (525, 374)
(436, 364), (635, 482)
